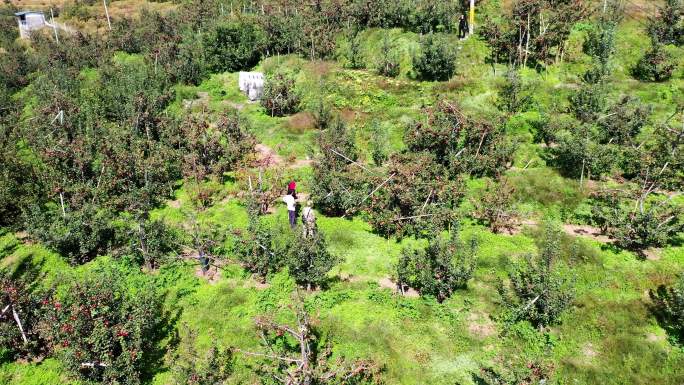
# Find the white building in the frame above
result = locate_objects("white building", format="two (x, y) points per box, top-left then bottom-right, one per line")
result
(15, 11), (48, 39)
(238, 71), (264, 101)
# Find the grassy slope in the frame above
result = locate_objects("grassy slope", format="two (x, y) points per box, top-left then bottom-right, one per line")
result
(2, 18), (684, 385)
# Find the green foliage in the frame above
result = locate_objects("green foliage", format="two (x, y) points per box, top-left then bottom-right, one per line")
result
(0, 271), (47, 360)
(39, 267), (163, 384)
(233, 209), (286, 280)
(597, 96), (651, 145)
(24, 204), (118, 265)
(261, 70), (301, 117)
(178, 110), (256, 181)
(479, 0), (587, 66)
(311, 118), (367, 216)
(498, 224), (575, 328)
(650, 275), (684, 344)
(285, 229), (341, 290)
(405, 101), (516, 177)
(128, 218), (180, 270)
(369, 120), (389, 166)
(376, 34), (400, 78)
(632, 43), (677, 82)
(397, 229), (477, 302)
(203, 21), (265, 73)
(311, 98), (333, 130)
(413, 34), (456, 81)
(569, 82), (607, 123)
(366, 152), (462, 238)
(593, 193), (684, 251)
(647, 0), (684, 46)
(497, 69), (533, 113)
(171, 326), (233, 385)
(471, 177), (518, 234)
(549, 124), (618, 179)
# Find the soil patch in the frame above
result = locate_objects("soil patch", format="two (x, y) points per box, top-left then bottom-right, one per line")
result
(255, 143), (284, 167)
(466, 312), (497, 338)
(378, 277), (419, 298)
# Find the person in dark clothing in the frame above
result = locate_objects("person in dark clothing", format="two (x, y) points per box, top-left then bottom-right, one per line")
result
(458, 14), (468, 39)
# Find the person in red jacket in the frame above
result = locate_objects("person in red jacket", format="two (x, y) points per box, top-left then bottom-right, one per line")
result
(287, 180), (297, 199)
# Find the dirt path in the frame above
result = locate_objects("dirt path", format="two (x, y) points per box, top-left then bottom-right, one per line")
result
(378, 277), (420, 298)
(504, 220), (616, 244)
(254, 143), (312, 169)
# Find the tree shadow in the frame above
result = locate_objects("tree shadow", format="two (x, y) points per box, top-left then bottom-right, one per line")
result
(140, 304), (184, 383)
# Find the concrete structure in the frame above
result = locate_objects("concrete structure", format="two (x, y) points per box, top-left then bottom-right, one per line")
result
(15, 11), (48, 39)
(238, 71), (264, 101)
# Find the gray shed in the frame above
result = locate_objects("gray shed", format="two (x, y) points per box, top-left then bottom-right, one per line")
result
(15, 11), (48, 39)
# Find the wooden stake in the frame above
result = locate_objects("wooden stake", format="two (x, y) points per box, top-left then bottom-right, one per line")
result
(103, 0), (112, 31)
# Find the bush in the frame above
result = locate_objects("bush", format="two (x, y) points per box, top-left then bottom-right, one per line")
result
(594, 195), (683, 251)
(405, 101), (515, 177)
(311, 118), (368, 216)
(39, 268), (163, 384)
(569, 82), (607, 123)
(261, 70), (301, 117)
(128, 218), (180, 270)
(366, 152), (462, 238)
(498, 224), (575, 328)
(497, 69), (533, 113)
(171, 326), (234, 385)
(471, 177), (518, 234)
(413, 34), (456, 81)
(233, 210), (286, 281)
(597, 96), (651, 145)
(369, 120), (389, 166)
(650, 275), (684, 344)
(203, 21), (265, 73)
(0, 271), (47, 360)
(285, 229), (341, 290)
(24, 204), (118, 265)
(632, 44), (677, 82)
(549, 125), (618, 179)
(397, 229), (477, 302)
(647, 0), (684, 46)
(376, 34), (400, 78)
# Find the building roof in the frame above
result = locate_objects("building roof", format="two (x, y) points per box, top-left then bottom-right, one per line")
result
(15, 11), (44, 17)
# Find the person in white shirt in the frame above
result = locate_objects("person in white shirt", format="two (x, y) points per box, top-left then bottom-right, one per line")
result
(283, 193), (297, 229)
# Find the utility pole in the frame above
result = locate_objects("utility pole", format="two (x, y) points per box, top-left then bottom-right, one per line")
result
(103, 0), (112, 30)
(50, 8), (59, 44)
(469, 0), (475, 35)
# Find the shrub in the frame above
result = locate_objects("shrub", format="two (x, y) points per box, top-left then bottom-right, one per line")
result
(261, 70), (301, 117)
(203, 21), (265, 73)
(39, 268), (163, 384)
(128, 218), (180, 270)
(376, 34), (400, 78)
(413, 34), (456, 81)
(369, 120), (389, 166)
(397, 229), (477, 302)
(366, 152), (463, 238)
(647, 0), (684, 46)
(405, 101), (515, 177)
(598, 96), (651, 145)
(594, 196), (683, 252)
(569, 82), (607, 123)
(178, 110), (255, 181)
(498, 224), (575, 328)
(311, 118), (368, 216)
(24, 203), (118, 265)
(285, 229), (341, 290)
(471, 178), (518, 234)
(497, 69), (533, 113)
(549, 125), (618, 179)
(632, 43), (677, 82)
(233, 209), (286, 281)
(311, 98), (333, 130)
(171, 326), (234, 385)
(0, 271), (47, 360)
(650, 275), (684, 344)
